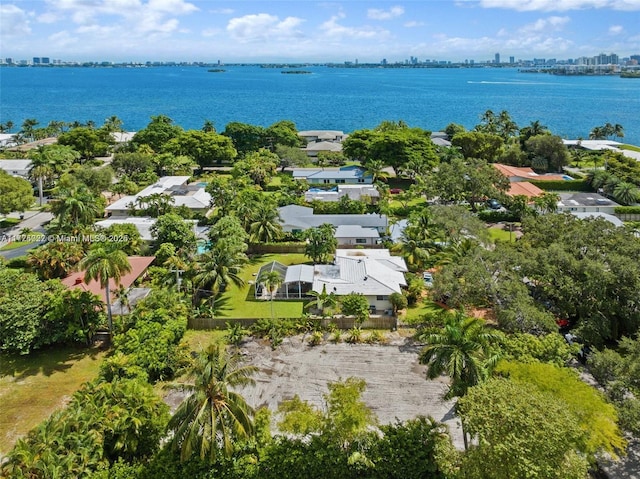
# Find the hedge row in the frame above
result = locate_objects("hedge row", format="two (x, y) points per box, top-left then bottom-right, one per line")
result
(528, 179), (591, 191)
(614, 206), (640, 214)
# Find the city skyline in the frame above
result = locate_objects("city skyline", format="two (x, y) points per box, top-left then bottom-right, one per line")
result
(1, 1), (640, 63)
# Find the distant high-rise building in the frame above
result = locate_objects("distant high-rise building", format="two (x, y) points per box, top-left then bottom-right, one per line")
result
(495, 53), (500, 64)
(32, 57), (40, 64)
(381, 58), (387, 65)
(42, 57), (50, 64)
(509, 56), (515, 64)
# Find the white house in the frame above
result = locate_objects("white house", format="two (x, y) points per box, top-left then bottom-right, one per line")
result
(556, 192), (620, 215)
(278, 204), (388, 234)
(292, 166), (373, 185)
(335, 225), (380, 246)
(298, 130), (346, 143)
(0, 159), (32, 178)
(106, 176), (212, 216)
(304, 184), (380, 203)
(255, 249), (407, 312)
(94, 216), (204, 241)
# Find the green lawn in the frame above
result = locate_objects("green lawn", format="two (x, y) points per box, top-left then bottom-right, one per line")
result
(0, 218), (21, 229)
(401, 299), (445, 324)
(620, 144), (640, 152)
(487, 226), (516, 243)
(181, 329), (228, 350)
(0, 345), (106, 456)
(214, 253), (309, 318)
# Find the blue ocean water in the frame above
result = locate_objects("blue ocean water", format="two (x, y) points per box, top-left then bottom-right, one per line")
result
(1, 65), (639, 145)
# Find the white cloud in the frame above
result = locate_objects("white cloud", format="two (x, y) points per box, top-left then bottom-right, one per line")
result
(48, 30), (78, 48)
(608, 24), (624, 34)
(519, 16), (570, 33)
(210, 8), (234, 15)
(475, 0), (640, 11)
(320, 13), (389, 40)
(227, 13), (305, 43)
(0, 4), (32, 37)
(367, 6), (405, 20)
(404, 20), (424, 27)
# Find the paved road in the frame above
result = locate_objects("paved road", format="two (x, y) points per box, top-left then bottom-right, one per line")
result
(0, 210), (53, 255)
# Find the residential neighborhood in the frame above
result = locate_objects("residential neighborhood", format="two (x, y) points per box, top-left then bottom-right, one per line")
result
(1, 115), (640, 479)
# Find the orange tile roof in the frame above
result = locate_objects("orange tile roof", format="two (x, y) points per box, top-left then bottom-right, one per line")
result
(62, 256), (155, 303)
(493, 163), (568, 182)
(493, 163), (536, 179)
(508, 181), (545, 198)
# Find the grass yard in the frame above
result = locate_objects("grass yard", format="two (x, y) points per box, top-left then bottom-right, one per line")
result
(487, 226), (516, 243)
(214, 253), (309, 318)
(401, 299), (445, 324)
(181, 329), (228, 350)
(620, 144), (640, 152)
(0, 345), (106, 456)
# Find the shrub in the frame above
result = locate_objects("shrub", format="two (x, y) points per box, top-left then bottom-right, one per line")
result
(346, 327), (363, 344)
(307, 330), (324, 346)
(529, 179), (590, 191)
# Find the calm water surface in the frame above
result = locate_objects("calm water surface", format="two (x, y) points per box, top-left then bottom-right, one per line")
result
(1, 66), (639, 144)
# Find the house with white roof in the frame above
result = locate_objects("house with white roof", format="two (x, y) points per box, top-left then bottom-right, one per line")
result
(304, 184), (380, 203)
(556, 192), (620, 215)
(278, 204), (388, 234)
(0, 159), (32, 178)
(292, 166), (372, 185)
(303, 141), (343, 157)
(298, 130), (346, 143)
(105, 176), (212, 216)
(94, 216), (204, 241)
(335, 225), (381, 246)
(255, 249), (407, 312)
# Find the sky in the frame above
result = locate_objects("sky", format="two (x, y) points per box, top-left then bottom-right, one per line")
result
(1, 0), (639, 63)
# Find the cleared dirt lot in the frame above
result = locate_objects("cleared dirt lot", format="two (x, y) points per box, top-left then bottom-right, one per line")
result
(166, 334), (464, 449)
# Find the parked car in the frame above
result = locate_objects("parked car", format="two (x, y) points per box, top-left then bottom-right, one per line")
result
(423, 271), (433, 287)
(487, 199), (502, 210)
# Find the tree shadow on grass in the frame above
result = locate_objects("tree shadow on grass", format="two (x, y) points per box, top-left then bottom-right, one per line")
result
(0, 344), (103, 382)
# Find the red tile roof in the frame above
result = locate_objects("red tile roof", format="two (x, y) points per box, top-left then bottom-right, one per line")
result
(493, 163), (567, 182)
(508, 181), (545, 198)
(61, 256), (155, 303)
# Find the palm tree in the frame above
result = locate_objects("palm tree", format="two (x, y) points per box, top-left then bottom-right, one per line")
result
(419, 310), (501, 400)
(304, 284), (338, 317)
(21, 118), (39, 141)
(167, 342), (257, 462)
(362, 158), (390, 183)
(50, 186), (102, 229)
(257, 269), (283, 319)
(249, 207), (283, 243)
(193, 246), (246, 308)
(612, 181), (639, 206)
(28, 147), (55, 206)
(80, 245), (131, 336)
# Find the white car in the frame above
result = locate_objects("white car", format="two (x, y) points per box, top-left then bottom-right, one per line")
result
(423, 271), (433, 286)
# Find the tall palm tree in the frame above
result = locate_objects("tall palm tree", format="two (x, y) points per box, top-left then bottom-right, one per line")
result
(80, 245), (131, 336)
(28, 147), (55, 207)
(193, 246), (246, 308)
(419, 310), (501, 400)
(257, 269), (283, 319)
(167, 342), (257, 462)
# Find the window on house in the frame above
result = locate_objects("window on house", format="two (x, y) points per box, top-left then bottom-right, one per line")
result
(358, 178), (365, 183)
(355, 238), (367, 244)
(336, 179), (345, 184)
(376, 295), (387, 301)
(323, 179), (330, 184)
